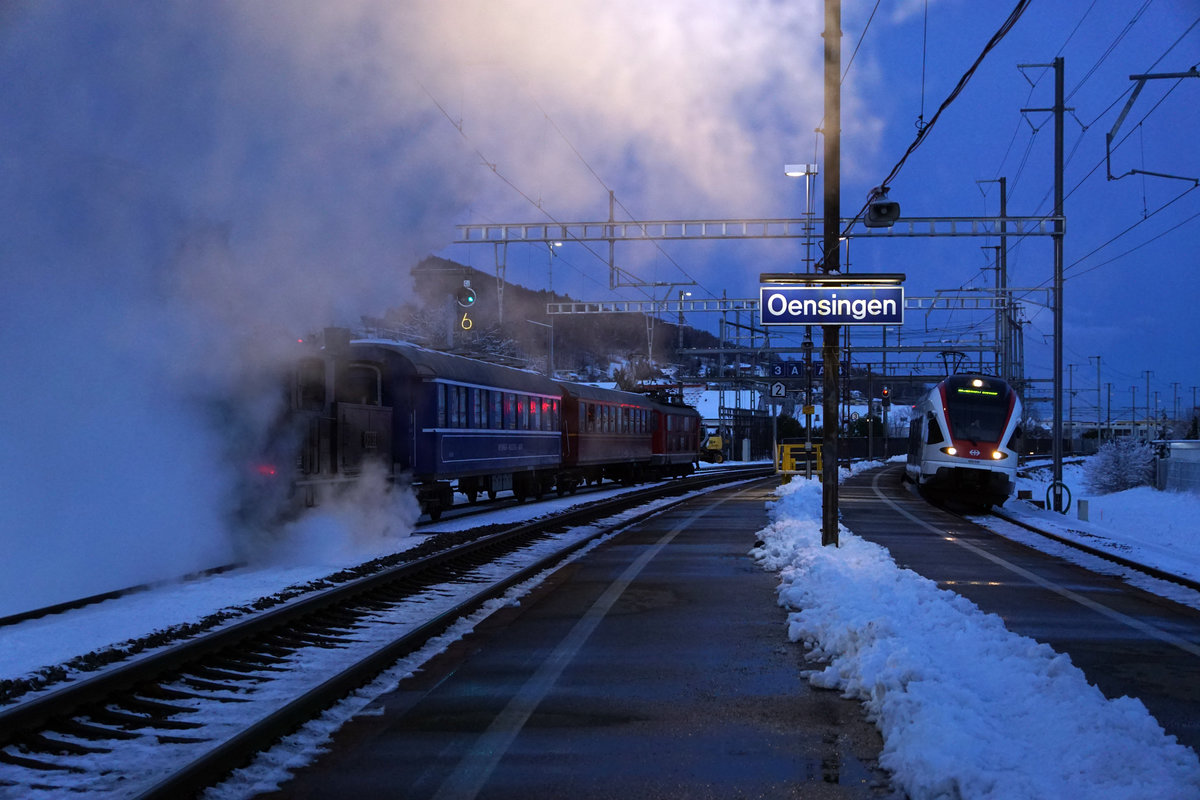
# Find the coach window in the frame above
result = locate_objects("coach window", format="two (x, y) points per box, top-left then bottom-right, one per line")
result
(436, 384), (446, 427)
(340, 363), (382, 406)
(296, 358), (326, 411)
(471, 388), (482, 428)
(925, 412), (944, 445)
(503, 393), (516, 430)
(490, 392), (502, 429)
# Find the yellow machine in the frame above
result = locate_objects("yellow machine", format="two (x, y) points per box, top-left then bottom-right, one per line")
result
(700, 434), (725, 463)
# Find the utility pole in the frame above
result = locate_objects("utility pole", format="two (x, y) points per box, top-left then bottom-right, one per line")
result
(1067, 363), (1076, 455)
(1144, 370), (1153, 435)
(820, 0), (842, 546)
(1089, 355), (1101, 444)
(1052, 57), (1065, 510)
(1172, 381), (1180, 434)
(1131, 385), (1138, 437)
(977, 177), (1010, 380)
(1022, 57), (1066, 510)
(1105, 381), (1112, 440)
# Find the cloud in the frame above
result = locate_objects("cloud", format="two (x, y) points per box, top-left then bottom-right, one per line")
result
(0, 1), (884, 613)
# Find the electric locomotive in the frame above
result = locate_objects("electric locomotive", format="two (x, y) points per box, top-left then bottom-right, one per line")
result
(904, 373), (1022, 507)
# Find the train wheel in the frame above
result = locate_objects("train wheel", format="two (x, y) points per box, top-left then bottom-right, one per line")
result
(426, 504), (443, 521)
(487, 489), (497, 500)
(465, 489), (478, 504)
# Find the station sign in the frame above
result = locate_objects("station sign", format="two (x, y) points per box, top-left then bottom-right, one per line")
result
(770, 361), (806, 380)
(760, 285), (904, 326)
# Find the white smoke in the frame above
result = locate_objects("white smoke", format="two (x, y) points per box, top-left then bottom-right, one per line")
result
(0, 1), (866, 615)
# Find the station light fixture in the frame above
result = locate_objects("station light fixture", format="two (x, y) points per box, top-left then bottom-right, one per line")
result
(784, 163), (819, 177)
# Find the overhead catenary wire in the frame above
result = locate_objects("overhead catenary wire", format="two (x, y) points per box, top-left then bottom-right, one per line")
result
(533, 101), (718, 300)
(421, 81), (663, 300)
(984, 10), (1200, 316)
(819, 0), (1033, 266)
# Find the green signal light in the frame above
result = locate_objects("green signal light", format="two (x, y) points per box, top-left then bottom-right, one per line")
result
(456, 285), (477, 308)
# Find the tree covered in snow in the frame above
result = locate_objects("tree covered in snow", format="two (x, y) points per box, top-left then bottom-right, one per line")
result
(1085, 437), (1155, 494)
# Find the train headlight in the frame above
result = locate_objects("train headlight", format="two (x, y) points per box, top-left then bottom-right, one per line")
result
(991, 450), (1007, 460)
(941, 446), (958, 456)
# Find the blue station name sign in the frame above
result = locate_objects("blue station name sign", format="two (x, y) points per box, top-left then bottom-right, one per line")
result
(760, 285), (905, 326)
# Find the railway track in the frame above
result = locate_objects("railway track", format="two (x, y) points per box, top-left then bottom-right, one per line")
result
(980, 505), (1200, 595)
(0, 465), (770, 798)
(0, 465), (759, 631)
(872, 462), (1198, 598)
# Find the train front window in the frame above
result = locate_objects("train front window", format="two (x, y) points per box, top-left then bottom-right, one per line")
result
(925, 412), (944, 445)
(947, 390), (1009, 442)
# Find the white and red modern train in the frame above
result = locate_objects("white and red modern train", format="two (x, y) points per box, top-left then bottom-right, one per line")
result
(904, 373), (1022, 507)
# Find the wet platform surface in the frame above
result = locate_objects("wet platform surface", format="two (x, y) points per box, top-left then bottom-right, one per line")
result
(263, 479), (895, 799)
(841, 464), (1200, 754)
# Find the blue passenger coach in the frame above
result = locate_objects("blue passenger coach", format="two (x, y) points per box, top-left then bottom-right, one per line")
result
(352, 338), (563, 515)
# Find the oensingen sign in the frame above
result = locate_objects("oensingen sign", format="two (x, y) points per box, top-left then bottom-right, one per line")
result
(759, 285), (904, 326)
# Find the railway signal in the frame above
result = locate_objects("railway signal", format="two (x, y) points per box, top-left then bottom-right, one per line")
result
(456, 280), (477, 308)
(456, 280), (477, 331)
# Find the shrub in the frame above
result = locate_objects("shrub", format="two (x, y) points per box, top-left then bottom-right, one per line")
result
(1085, 438), (1155, 495)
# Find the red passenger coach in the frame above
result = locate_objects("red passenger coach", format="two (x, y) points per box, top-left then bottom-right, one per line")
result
(650, 399), (701, 478)
(559, 384), (656, 489)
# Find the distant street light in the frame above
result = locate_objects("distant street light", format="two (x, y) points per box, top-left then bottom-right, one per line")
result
(678, 290), (692, 352)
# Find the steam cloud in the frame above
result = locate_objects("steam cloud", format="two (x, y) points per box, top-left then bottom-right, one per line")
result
(0, 1), (855, 615)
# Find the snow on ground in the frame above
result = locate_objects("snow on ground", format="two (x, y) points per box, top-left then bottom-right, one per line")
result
(752, 460), (1200, 799)
(0, 480), (682, 682)
(5, 459), (1200, 798)
(1000, 459), (1200, 585)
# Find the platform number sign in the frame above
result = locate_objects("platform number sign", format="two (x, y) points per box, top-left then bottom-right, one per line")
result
(456, 281), (477, 330)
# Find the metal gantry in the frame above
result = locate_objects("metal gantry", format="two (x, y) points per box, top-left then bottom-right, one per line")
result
(546, 290), (1051, 316)
(456, 215), (1062, 246)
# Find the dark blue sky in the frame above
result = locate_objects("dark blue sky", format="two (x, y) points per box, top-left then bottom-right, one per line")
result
(2, 1), (1198, 423)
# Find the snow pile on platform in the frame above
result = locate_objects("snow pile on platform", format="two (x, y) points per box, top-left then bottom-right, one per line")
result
(752, 477), (1200, 799)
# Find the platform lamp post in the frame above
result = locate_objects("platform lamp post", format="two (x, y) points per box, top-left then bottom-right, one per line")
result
(785, 163), (819, 482)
